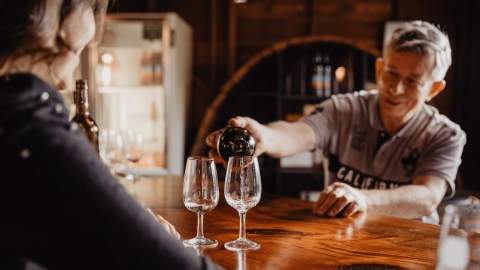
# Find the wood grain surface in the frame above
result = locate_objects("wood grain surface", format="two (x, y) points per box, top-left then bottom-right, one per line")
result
(131, 175), (477, 270)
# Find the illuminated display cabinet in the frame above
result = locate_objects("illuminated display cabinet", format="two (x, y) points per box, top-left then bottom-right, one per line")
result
(81, 13), (192, 176)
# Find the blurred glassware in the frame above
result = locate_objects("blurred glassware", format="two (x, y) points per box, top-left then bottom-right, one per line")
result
(436, 204), (480, 270)
(99, 129), (126, 175)
(122, 130), (144, 202)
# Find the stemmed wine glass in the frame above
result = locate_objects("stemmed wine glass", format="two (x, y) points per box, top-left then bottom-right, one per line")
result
(122, 131), (144, 201)
(122, 131), (144, 180)
(99, 129), (126, 175)
(224, 156), (262, 251)
(183, 156), (220, 248)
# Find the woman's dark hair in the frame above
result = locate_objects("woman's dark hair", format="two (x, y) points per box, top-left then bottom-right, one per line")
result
(0, 0), (108, 65)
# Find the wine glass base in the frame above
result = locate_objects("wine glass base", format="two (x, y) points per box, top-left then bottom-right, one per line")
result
(224, 238), (260, 251)
(183, 237), (218, 248)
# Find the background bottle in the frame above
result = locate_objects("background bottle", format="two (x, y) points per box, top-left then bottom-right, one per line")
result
(323, 54), (332, 97)
(310, 52), (324, 97)
(72, 80), (99, 153)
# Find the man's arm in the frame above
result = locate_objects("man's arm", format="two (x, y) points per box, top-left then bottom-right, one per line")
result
(315, 175), (448, 219)
(362, 175), (448, 218)
(263, 120), (316, 157)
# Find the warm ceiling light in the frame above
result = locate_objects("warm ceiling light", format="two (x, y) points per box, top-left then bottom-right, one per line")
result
(234, 0), (247, 3)
(100, 52), (114, 64)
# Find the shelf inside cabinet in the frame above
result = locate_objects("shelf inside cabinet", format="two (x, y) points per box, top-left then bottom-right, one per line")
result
(98, 85), (164, 93)
(231, 92), (278, 98)
(282, 95), (326, 103)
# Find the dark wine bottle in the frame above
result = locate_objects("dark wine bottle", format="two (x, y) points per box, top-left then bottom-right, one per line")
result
(72, 80), (99, 153)
(216, 127), (256, 162)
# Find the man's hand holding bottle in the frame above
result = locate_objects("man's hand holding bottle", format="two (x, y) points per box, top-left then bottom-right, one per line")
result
(205, 116), (271, 164)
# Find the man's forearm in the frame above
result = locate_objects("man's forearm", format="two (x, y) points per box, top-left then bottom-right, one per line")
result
(362, 185), (440, 219)
(264, 121), (316, 158)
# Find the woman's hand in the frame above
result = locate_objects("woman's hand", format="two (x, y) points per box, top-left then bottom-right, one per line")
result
(146, 208), (181, 239)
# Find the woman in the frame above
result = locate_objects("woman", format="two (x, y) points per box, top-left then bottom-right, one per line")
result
(0, 1), (219, 269)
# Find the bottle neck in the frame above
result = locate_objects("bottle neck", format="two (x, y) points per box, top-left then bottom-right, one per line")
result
(74, 88), (90, 115)
(76, 103), (90, 115)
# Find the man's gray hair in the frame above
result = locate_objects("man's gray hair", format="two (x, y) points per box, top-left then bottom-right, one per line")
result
(385, 20), (452, 81)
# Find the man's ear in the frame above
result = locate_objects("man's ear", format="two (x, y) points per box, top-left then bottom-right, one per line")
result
(375, 58), (383, 83)
(426, 80), (446, 101)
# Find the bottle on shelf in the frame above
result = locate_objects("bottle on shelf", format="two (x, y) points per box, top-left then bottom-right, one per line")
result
(72, 79), (99, 153)
(347, 52), (355, 92)
(310, 52), (324, 98)
(323, 53), (332, 97)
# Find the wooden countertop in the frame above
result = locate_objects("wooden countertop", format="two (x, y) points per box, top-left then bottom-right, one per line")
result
(133, 175), (450, 270)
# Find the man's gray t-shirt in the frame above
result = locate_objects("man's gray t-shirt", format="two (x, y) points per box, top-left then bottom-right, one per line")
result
(302, 90), (466, 197)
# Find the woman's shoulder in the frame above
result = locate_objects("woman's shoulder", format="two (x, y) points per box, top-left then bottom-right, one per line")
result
(0, 73), (79, 158)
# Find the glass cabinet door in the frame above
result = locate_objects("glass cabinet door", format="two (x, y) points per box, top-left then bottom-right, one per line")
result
(95, 17), (167, 170)
(82, 13), (192, 176)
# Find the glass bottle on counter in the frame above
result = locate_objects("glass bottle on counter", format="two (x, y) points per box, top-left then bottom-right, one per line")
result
(72, 79), (99, 153)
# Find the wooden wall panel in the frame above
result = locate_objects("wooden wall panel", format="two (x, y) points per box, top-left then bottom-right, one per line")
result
(236, 0), (309, 20)
(236, 18), (310, 43)
(314, 0), (391, 22)
(234, 0), (391, 71)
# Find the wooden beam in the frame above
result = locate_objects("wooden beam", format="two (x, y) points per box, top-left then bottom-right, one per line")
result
(310, 0), (317, 34)
(210, 0), (218, 89)
(390, 0), (399, 20)
(147, 0), (156, 12)
(228, 0), (237, 75)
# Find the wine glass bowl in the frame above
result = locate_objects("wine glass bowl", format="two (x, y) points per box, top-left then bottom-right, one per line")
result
(122, 131), (144, 164)
(183, 156), (220, 248)
(99, 129), (126, 175)
(224, 156), (262, 251)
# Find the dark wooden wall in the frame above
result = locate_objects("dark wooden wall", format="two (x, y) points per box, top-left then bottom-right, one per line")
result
(111, 0), (480, 191)
(447, 0), (480, 192)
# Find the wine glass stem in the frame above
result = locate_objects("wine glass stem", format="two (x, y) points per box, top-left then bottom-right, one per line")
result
(239, 212), (247, 240)
(196, 212), (205, 238)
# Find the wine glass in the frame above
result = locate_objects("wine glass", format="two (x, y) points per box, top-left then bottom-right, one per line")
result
(122, 131), (144, 202)
(183, 156), (220, 248)
(224, 156), (262, 251)
(99, 129), (126, 175)
(122, 131), (144, 180)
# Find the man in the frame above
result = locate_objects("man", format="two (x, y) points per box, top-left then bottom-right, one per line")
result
(206, 20), (466, 221)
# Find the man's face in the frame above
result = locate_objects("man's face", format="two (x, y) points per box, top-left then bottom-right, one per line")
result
(376, 51), (442, 125)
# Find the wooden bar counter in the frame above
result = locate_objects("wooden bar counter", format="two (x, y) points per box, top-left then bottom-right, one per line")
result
(134, 175), (442, 270)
